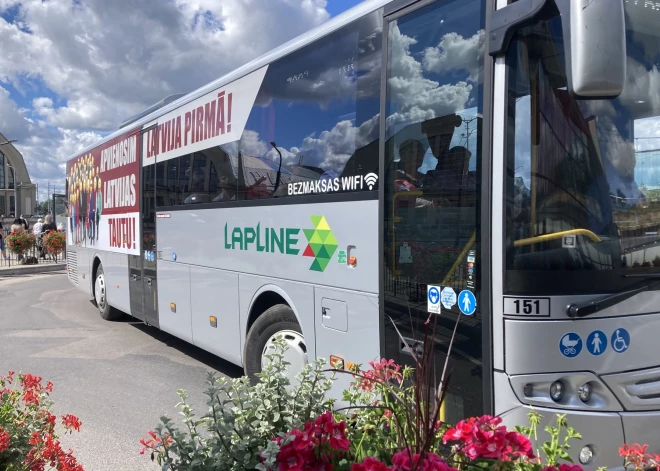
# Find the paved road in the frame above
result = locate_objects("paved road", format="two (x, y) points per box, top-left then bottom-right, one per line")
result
(0, 272), (242, 470)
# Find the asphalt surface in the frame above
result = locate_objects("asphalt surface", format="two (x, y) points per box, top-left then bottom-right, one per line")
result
(0, 272), (243, 470)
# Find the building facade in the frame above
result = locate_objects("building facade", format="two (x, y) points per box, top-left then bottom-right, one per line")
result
(0, 132), (37, 217)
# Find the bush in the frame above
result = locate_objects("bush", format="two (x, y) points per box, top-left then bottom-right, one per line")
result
(140, 336), (335, 470)
(43, 231), (66, 255)
(0, 371), (84, 471)
(5, 233), (35, 255)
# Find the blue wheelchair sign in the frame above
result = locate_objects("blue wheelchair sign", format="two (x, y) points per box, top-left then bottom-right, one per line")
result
(458, 290), (476, 316)
(611, 328), (630, 353)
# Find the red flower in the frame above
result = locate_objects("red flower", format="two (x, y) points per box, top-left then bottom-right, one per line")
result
(21, 374), (43, 392)
(619, 443), (658, 471)
(357, 359), (403, 392)
(328, 420), (350, 451)
(314, 411), (335, 432)
(139, 430), (163, 455)
(352, 457), (392, 471)
(278, 443), (306, 471)
(558, 465), (584, 471)
(391, 450), (459, 471)
(264, 412), (350, 471)
(0, 427), (11, 452)
(443, 415), (535, 462)
(392, 450), (412, 470)
(62, 415), (82, 432)
(41, 410), (57, 431)
(22, 389), (40, 406)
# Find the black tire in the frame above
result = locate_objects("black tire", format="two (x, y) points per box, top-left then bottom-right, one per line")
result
(94, 265), (121, 321)
(244, 304), (307, 384)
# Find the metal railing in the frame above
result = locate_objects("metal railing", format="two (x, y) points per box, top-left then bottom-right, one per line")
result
(0, 229), (67, 267)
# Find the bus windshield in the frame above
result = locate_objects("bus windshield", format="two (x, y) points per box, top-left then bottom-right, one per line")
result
(505, 1), (660, 295)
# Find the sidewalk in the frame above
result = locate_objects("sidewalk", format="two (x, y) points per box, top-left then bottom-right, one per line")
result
(0, 262), (66, 276)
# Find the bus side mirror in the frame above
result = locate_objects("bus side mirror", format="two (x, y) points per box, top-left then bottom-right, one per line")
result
(555, 0), (626, 98)
(489, 0), (626, 99)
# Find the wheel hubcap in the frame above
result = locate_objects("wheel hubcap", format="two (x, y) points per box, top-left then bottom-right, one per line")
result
(95, 273), (106, 309)
(262, 330), (308, 381)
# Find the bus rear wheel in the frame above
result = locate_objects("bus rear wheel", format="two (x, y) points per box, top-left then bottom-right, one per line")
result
(94, 264), (121, 321)
(244, 304), (308, 385)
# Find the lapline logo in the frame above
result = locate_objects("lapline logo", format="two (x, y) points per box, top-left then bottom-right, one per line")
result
(223, 215), (338, 272)
(302, 216), (339, 272)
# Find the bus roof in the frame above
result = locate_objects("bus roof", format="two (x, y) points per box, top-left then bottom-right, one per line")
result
(66, 0), (394, 162)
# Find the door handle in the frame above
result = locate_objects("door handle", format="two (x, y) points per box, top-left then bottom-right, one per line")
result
(322, 307), (330, 317)
(132, 274), (137, 281)
(147, 278), (152, 286)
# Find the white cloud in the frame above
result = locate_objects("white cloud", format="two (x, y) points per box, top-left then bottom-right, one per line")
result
(0, 85), (34, 140)
(385, 24), (474, 131)
(422, 30), (485, 82)
(0, 0), (333, 192)
(241, 113), (380, 174)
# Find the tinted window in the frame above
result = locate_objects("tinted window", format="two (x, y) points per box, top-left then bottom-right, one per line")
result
(0, 153), (4, 190)
(239, 10), (383, 199)
(505, 2), (660, 295)
(156, 144), (241, 207)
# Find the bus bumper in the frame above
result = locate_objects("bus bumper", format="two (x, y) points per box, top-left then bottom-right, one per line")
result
(501, 405), (625, 469)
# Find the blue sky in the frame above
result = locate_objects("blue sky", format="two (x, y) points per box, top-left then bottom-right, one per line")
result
(0, 0), (363, 201)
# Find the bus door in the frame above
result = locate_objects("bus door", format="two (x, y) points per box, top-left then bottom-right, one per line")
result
(380, 0), (487, 425)
(128, 129), (159, 327)
(141, 157), (159, 328)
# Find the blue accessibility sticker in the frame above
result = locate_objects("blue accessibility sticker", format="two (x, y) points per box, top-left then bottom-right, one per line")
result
(458, 290), (477, 316)
(586, 330), (607, 356)
(611, 328), (630, 353)
(559, 332), (583, 358)
(172, 252), (177, 262)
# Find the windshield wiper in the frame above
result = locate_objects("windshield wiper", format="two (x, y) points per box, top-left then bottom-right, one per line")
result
(566, 274), (660, 318)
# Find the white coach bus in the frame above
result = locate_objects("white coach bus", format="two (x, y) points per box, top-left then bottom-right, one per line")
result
(65, 0), (660, 466)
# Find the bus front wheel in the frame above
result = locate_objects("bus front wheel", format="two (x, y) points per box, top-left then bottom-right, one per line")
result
(94, 264), (121, 321)
(244, 304), (308, 385)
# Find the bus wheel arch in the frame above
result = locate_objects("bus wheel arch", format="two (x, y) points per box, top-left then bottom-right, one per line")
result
(244, 288), (308, 384)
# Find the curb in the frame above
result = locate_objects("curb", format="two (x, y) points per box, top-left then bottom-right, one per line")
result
(0, 264), (66, 276)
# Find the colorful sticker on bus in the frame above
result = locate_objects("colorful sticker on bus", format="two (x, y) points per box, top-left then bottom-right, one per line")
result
(66, 129), (141, 255)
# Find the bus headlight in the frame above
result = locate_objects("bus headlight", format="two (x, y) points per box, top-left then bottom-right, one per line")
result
(579, 445), (594, 465)
(578, 383), (592, 403)
(550, 381), (564, 401)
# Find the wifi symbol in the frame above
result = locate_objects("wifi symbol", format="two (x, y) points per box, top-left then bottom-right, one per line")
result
(365, 173), (378, 190)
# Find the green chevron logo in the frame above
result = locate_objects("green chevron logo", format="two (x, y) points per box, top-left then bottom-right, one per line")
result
(302, 215), (338, 272)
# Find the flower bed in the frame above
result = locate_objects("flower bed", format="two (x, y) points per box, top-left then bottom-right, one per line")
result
(0, 371), (84, 471)
(142, 332), (658, 471)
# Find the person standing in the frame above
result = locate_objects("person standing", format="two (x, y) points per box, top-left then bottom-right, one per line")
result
(33, 218), (44, 235)
(11, 218), (26, 234)
(0, 221), (8, 260)
(41, 214), (57, 233)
